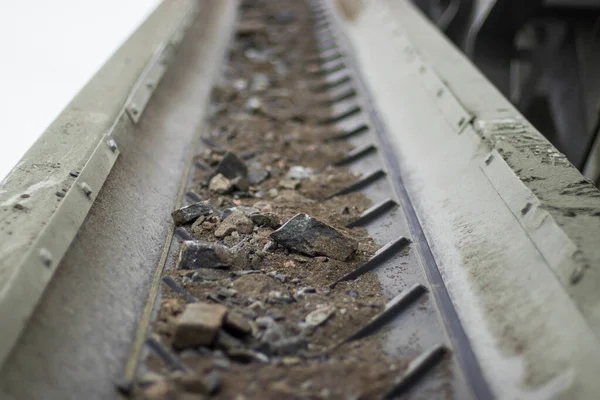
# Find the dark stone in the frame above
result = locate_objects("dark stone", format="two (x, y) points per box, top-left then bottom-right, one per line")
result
(115, 379), (133, 396)
(215, 152), (248, 181)
(172, 201), (212, 225)
(270, 213), (358, 260)
(178, 241), (233, 270)
(224, 311), (252, 337)
(250, 212), (280, 228)
(216, 329), (243, 351)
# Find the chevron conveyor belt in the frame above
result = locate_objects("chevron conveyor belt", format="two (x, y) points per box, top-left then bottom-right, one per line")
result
(1, 1), (600, 399)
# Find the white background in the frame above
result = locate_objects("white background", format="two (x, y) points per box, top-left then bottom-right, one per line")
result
(0, 0), (161, 182)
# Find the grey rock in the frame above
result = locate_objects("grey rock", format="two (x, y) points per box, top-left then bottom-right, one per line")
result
(181, 276), (192, 285)
(233, 78), (248, 91)
(255, 316), (278, 329)
(214, 211), (254, 238)
(231, 176), (250, 192)
(180, 349), (202, 359)
(291, 254), (311, 263)
(274, 61), (288, 76)
(203, 370), (222, 395)
(248, 169), (270, 185)
(245, 97), (262, 112)
(270, 214), (358, 261)
(178, 240), (235, 270)
(295, 287), (316, 299)
(250, 73), (270, 92)
(224, 310), (252, 337)
(222, 206), (259, 219)
(253, 201), (273, 213)
(227, 349), (269, 364)
(266, 309), (285, 321)
(303, 305), (336, 328)
(285, 166), (315, 180)
(191, 268), (229, 282)
(209, 174), (234, 194)
(216, 329), (243, 351)
(263, 240), (277, 252)
(213, 356), (231, 370)
(244, 48), (269, 63)
(191, 216), (206, 234)
(172, 303), (228, 349)
(251, 212), (280, 228)
(268, 271), (287, 283)
(215, 152), (248, 182)
(171, 370), (220, 395)
(268, 336), (308, 356)
(171, 201), (212, 225)
(267, 291), (294, 304)
(279, 179), (300, 190)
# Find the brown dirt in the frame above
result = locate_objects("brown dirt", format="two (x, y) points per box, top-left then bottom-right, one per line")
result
(132, 0), (413, 399)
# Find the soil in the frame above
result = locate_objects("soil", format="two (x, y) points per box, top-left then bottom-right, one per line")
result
(131, 0), (413, 398)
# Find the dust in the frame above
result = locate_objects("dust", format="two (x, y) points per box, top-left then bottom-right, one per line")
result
(131, 0), (413, 398)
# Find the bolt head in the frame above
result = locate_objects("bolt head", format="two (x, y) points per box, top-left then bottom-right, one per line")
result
(39, 248), (53, 267)
(107, 138), (118, 152)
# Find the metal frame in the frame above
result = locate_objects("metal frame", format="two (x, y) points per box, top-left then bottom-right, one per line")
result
(0, 0), (201, 369)
(330, 0), (600, 397)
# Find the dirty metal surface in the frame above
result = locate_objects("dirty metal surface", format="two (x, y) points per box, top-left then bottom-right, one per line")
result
(2, 0), (598, 399)
(0, 0), (200, 373)
(0, 1), (238, 399)
(311, 2), (491, 398)
(330, 0), (600, 398)
(121, 1), (489, 398)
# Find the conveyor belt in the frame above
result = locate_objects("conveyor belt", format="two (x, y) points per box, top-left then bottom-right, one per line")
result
(2, 0), (600, 399)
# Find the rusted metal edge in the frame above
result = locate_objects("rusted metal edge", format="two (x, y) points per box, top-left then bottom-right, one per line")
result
(0, 0), (202, 370)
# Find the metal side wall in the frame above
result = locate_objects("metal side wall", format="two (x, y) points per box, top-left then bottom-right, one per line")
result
(0, 1), (238, 399)
(0, 0), (199, 371)
(329, 0), (600, 399)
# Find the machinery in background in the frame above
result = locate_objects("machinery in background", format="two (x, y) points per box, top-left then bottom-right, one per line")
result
(414, 0), (600, 183)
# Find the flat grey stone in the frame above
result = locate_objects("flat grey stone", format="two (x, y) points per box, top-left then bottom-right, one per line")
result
(178, 240), (234, 270)
(214, 211), (254, 238)
(250, 212), (280, 228)
(171, 201), (212, 226)
(248, 169), (270, 185)
(270, 213), (358, 260)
